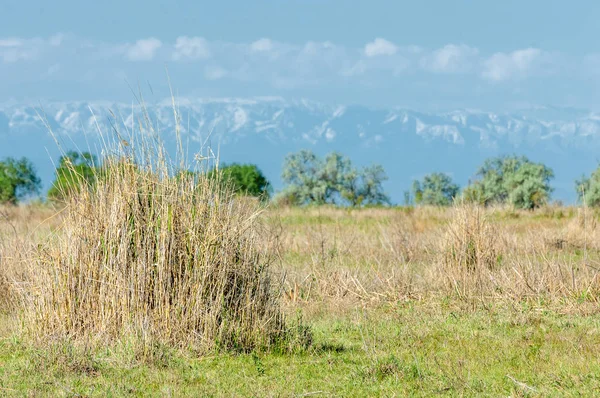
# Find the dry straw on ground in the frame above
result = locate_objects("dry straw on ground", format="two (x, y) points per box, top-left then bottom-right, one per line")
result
(3, 199), (600, 334)
(270, 204), (600, 307)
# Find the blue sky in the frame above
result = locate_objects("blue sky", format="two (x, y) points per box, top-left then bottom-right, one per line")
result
(2, 0), (600, 110)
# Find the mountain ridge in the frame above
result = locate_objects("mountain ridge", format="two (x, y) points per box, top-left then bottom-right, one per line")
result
(1, 97), (599, 204)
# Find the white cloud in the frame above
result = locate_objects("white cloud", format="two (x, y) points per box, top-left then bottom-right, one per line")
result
(0, 33), (581, 101)
(303, 41), (335, 56)
(173, 36), (211, 60)
(126, 38), (162, 61)
(482, 48), (542, 81)
(342, 52), (410, 77)
(364, 38), (398, 57)
(204, 65), (227, 80)
(0, 38), (24, 47)
(340, 60), (366, 77)
(294, 41), (345, 81)
(0, 37), (49, 63)
(49, 34), (65, 47)
(250, 38), (274, 52)
(421, 44), (479, 74)
(325, 127), (336, 142)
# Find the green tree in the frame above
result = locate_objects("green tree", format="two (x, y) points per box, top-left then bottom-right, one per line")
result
(466, 155), (554, 209)
(323, 152), (356, 204)
(279, 149), (389, 206)
(280, 150), (328, 205)
(353, 164), (390, 206)
(461, 183), (485, 205)
(412, 173), (460, 206)
(575, 165), (600, 206)
(0, 157), (41, 204)
(48, 151), (98, 202)
(208, 163), (271, 199)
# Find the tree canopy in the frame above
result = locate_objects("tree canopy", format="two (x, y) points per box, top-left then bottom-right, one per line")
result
(48, 151), (98, 202)
(412, 173), (460, 206)
(575, 165), (600, 207)
(465, 155), (554, 209)
(279, 150), (389, 206)
(208, 163), (271, 199)
(0, 157), (41, 204)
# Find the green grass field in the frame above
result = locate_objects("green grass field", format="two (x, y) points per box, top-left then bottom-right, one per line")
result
(2, 205), (600, 397)
(2, 302), (599, 396)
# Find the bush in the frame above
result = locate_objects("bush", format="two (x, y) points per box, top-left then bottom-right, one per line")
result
(28, 127), (299, 353)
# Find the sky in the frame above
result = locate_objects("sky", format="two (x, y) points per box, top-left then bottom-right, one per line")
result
(2, 0), (600, 110)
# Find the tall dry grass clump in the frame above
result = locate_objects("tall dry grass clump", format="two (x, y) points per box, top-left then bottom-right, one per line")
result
(441, 205), (502, 272)
(26, 113), (294, 353)
(0, 259), (12, 310)
(0, 207), (22, 310)
(0, 205), (57, 312)
(437, 204), (506, 300)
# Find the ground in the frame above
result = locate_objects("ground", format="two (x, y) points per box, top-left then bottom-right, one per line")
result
(1, 205), (599, 396)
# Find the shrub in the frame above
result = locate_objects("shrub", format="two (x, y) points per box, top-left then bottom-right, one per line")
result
(28, 123), (298, 353)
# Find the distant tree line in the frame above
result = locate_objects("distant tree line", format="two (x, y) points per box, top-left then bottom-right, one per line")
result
(410, 155), (554, 210)
(1, 149), (600, 210)
(276, 150), (389, 206)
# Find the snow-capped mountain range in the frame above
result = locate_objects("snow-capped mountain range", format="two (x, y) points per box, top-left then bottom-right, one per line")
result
(1, 97), (599, 204)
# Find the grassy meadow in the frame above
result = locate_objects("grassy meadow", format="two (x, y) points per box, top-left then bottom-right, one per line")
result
(1, 202), (600, 396)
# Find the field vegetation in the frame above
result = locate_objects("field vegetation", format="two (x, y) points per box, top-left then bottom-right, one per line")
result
(1, 105), (600, 396)
(2, 202), (600, 396)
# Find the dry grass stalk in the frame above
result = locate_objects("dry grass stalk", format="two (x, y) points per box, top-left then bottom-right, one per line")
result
(0, 205), (58, 312)
(23, 109), (296, 353)
(436, 205), (504, 301)
(442, 205), (501, 272)
(6, 186), (600, 330)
